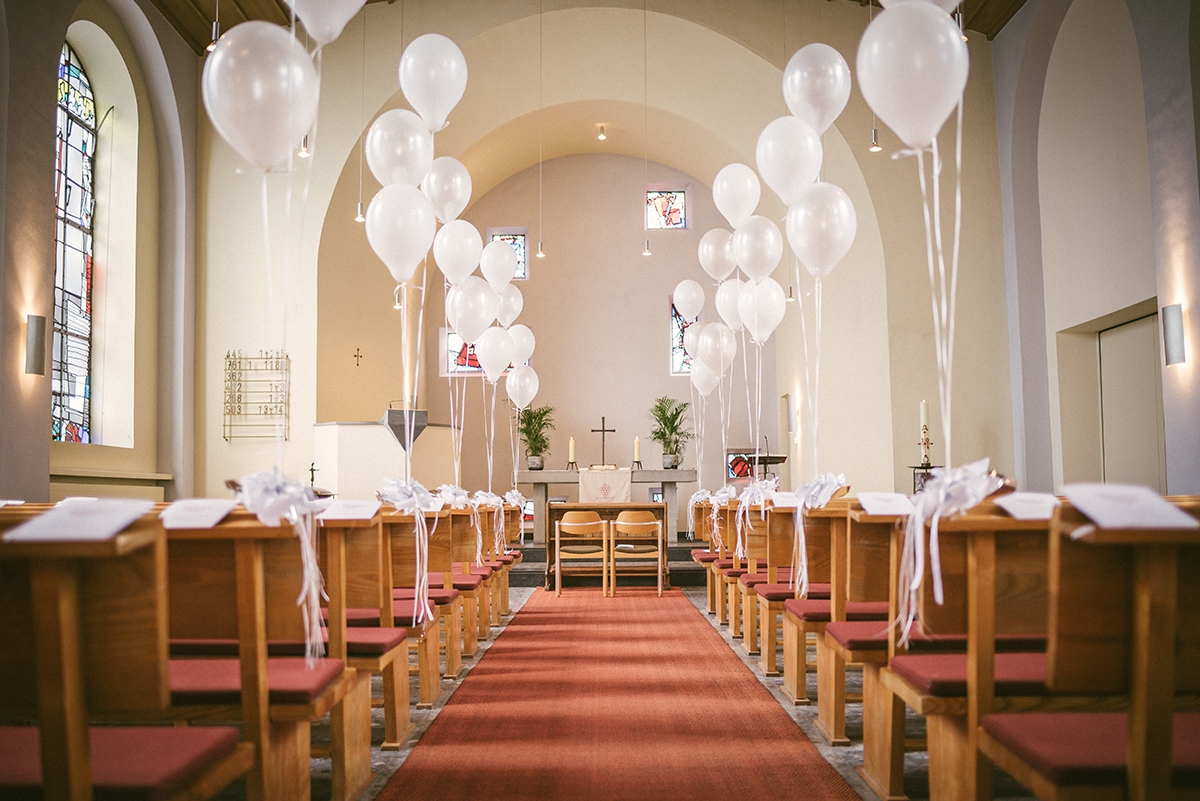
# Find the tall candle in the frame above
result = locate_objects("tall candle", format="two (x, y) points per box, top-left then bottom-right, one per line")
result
(634, 437), (640, 461)
(920, 399), (928, 430)
(569, 437), (575, 462)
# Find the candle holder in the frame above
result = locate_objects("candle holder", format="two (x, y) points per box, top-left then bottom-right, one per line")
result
(565, 460), (578, 471)
(631, 460), (643, 470)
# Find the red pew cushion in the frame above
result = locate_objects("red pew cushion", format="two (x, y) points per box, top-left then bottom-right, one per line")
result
(981, 712), (1200, 788)
(759, 583), (835, 603)
(0, 725), (242, 801)
(170, 658), (345, 706)
(394, 587), (461, 605)
(426, 572), (484, 591)
(691, 550), (722, 563)
(782, 598), (889, 622)
(824, 620), (1049, 654)
(171, 627), (405, 658)
(889, 652), (1048, 697)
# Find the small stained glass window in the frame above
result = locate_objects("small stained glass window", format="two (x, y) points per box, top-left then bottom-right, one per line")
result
(52, 43), (96, 443)
(646, 190), (686, 229)
(490, 233), (528, 280)
(670, 301), (695, 375)
(443, 330), (483, 376)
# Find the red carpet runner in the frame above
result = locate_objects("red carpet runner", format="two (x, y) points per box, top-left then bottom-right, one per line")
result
(378, 587), (860, 801)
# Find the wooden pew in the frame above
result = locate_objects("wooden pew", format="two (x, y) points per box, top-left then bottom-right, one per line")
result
(760, 499), (841, 677)
(689, 499), (726, 615)
(0, 504), (254, 801)
(160, 507), (368, 801)
(448, 508), (496, 639)
(709, 502), (739, 626)
(721, 503), (770, 643)
(978, 498), (1200, 801)
(321, 508), (416, 750)
(811, 498), (893, 743)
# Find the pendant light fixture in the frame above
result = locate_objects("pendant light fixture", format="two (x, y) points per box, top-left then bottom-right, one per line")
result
(641, 0), (650, 257)
(536, 0), (546, 258)
(207, 0), (220, 52)
(355, 9), (367, 222)
(867, 2), (882, 153)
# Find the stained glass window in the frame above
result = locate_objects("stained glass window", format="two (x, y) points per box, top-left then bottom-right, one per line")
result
(646, 190), (686, 229)
(53, 43), (96, 443)
(443, 330), (483, 375)
(670, 301), (695, 375)
(490, 232), (528, 280)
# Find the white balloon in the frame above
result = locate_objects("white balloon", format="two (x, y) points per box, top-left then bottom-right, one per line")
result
(783, 43), (852, 135)
(712, 164), (760, 230)
(365, 109), (433, 187)
(422, 156), (472, 223)
(506, 364), (539, 410)
(673, 279), (704, 321)
(497, 283), (524, 327)
(786, 182), (858, 278)
(755, 116), (823, 206)
(399, 33), (468, 133)
(447, 275), (497, 343)
(698, 228), (737, 282)
(433, 219), (482, 286)
(474, 326), (515, 384)
(689, 359), (719, 397)
(857, 3), (969, 150)
(289, 0), (366, 46)
(880, 0), (962, 12)
(682, 321), (706, 362)
(445, 285), (463, 331)
(738, 277), (787, 345)
(715, 278), (743, 331)
(699, 322), (737, 376)
(480, 240), (518, 289)
(201, 22), (319, 171)
(732, 216), (784, 282)
(365, 184), (437, 284)
(509, 324), (536, 364)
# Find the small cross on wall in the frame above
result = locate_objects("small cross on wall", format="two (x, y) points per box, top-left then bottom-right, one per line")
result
(353, 348), (363, 367)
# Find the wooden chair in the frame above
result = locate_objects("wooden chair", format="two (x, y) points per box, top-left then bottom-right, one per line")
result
(0, 505), (255, 801)
(555, 510), (608, 597)
(608, 510), (664, 596)
(978, 498), (1200, 801)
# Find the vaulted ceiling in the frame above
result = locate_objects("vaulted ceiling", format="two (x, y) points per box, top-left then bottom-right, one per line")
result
(148, 0), (1029, 56)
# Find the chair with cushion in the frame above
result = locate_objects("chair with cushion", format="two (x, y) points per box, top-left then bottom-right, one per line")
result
(555, 510), (608, 597)
(608, 510), (665, 596)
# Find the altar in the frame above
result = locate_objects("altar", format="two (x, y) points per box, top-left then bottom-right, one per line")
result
(517, 469), (696, 545)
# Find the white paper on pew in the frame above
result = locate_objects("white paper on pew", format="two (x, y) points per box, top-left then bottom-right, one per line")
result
(1064, 482), (1199, 531)
(770, 491), (801, 508)
(3, 498), (155, 542)
(994, 492), (1060, 520)
(160, 498), (238, 530)
(318, 499), (382, 521)
(857, 492), (915, 517)
(0, 499), (24, 507)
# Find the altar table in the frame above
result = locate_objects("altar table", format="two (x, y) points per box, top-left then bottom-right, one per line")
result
(517, 469), (696, 545)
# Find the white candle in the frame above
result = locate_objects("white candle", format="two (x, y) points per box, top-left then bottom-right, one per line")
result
(569, 437), (575, 462)
(920, 399), (928, 430)
(634, 437), (640, 461)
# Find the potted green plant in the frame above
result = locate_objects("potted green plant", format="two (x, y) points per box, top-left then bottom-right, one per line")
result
(517, 405), (555, 470)
(648, 396), (694, 469)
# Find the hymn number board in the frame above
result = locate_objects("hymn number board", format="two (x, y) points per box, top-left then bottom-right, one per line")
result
(223, 350), (290, 441)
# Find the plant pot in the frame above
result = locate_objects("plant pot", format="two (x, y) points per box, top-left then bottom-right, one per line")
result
(662, 454), (680, 469)
(527, 455), (544, 471)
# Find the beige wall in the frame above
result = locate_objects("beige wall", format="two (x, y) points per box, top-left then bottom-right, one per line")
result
(1038, 0), (1157, 487)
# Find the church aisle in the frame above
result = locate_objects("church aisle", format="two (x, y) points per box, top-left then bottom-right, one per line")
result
(374, 587), (860, 801)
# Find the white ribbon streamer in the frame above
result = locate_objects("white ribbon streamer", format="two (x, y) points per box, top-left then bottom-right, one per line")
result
(380, 477), (444, 625)
(504, 489), (526, 554)
(688, 489), (711, 545)
(471, 490), (503, 565)
(707, 484), (737, 553)
(238, 468), (327, 665)
(787, 473), (847, 599)
(735, 477), (778, 561)
(895, 458), (1002, 646)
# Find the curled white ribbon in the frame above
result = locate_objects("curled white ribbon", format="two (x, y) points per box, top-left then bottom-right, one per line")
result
(435, 484), (471, 510)
(896, 458), (1003, 646)
(688, 489), (711, 545)
(381, 477), (444, 625)
(503, 489), (526, 554)
(786, 473), (847, 599)
(707, 485), (738, 553)
(736, 477), (779, 562)
(238, 468), (327, 665)
(472, 491), (504, 565)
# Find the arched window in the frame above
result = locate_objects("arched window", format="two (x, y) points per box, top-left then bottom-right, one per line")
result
(53, 43), (97, 443)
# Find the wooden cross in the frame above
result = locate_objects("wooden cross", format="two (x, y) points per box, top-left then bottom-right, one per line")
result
(353, 348), (363, 367)
(591, 416), (616, 465)
(309, 461), (318, 487)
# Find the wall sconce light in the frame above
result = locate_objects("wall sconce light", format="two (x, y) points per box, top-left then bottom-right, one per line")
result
(642, 239), (651, 256)
(1163, 303), (1186, 365)
(786, 391), (798, 433)
(786, 286), (795, 302)
(598, 125), (607, 141)
(297, 135), (311, 158)
(25, 315), (46, 375)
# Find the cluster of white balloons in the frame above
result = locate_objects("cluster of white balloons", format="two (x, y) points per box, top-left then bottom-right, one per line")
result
(671, 41), (861, 399)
